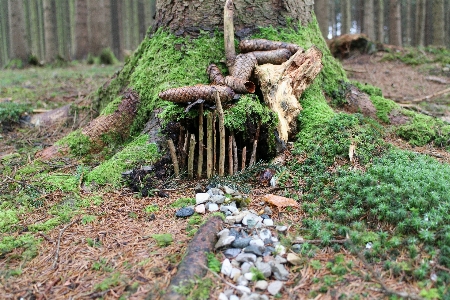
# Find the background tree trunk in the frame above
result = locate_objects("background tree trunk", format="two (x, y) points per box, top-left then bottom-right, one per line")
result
(432, 0), (445, 46)
(404, 0), (411, 46)
(314, 0), (328, 39)
(154, 0), (313, 36)
(376, 0), (385, 43)
(8, 0), (29, 62)
(43, 0), (57, 62)
(415, 0), (425, 46)
(75, 0), (88, 59)
(363, 0), (375, 40)
(340, 0), (351, 35)
(0, 0), (10, 67)
(388, 0), (402, 46)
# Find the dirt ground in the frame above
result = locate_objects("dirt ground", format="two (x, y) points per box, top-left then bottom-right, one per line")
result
(1, 53), (450, 299)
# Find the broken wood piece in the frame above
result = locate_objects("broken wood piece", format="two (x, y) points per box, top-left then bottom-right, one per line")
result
(224, 0), (235, 68)
(232, 133), (238, 174)
(239, 39), (302, 55)
(241, 146), (247, 170)
(249, 122), (261, 166)
(206, 112), (213, 178)
(254, 46), (323, 142)
(181, 131), (189, 169)
(167, 139), (180, 177)
(166, 216), (223, 300)
(158, 85), (235, 103)
(216, 92), (226, 176)
(230, 53), (257, 80)
(252, 49), (292, 65)
(262, 194), (299, 208)
(228, 135), (233, 175)
(188, 134), (196, 179)
(197, 104), (204, 178)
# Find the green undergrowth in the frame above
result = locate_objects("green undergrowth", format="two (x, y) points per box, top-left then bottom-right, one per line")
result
(382, 46), (450, 65)
(0, 102), (32, 124)
(173, 277), (213, 300)
(0, 234), (40, 261)
(85, 134), (159, 187)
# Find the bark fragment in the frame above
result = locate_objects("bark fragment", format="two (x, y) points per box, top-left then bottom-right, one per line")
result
(158, 85), (235, 103)
(165, 216), (223, 300)
(239, 39), (302, 55)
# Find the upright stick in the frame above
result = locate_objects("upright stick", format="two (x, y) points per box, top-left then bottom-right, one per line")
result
(224, 0), (236, 69)
(249, 122), (261, 166)
(232, 134), (238, 173)
(241, 146), (247, 170)
(168, 139), (180, 177)
(188, 134), (196, 179)
(206, 112), (213, 178)
(197, 104), (204, 178)
(216, 91), (226, 176)
(228, 135), (233, 175)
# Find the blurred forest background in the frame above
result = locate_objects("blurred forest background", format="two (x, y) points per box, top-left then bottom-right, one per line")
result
(0, 0), (449, 69)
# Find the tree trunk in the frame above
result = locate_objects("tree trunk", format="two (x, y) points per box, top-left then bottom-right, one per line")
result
(75, 0), (89, 59)
(43, 0), (57, 63)
(8, 0), (28, 62)
(314, 0), (328, 39)
(154, 0), (313, 36)
(415, 0), (425, 46)
(0, 0), (10, 67)
(376, 0), (384, 43)
(88, 0), (110, 55)
(340, 0), (351, 35)
(404, 0), (411, 46)
(388, 0), (402, 46)
(363, 0), (375, 40)
(432, 0), (445, 46)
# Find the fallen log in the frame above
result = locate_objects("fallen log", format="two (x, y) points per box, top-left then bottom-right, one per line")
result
(239, 38), (302, 54)
(158, 85), (235, 103)
(165, 216), (223, 300)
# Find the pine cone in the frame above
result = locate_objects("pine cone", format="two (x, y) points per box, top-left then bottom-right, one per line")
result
(230, 53), (257, 80)
(206, 64), (225, 85)
(252, 49), (292, 65)
(239, 39), (302, 54)
(158, 85), (235, 103)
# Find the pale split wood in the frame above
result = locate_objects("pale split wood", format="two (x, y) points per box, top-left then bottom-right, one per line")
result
(249, 122), (261, 166)
(206, 112), (213, 178)
(216, 91), (226, 176)
(188, 134), (196, 179)
(167, 139), (180, 177)
(224, 0), (235, 68)
(228, 135), (233, 175)
(197, 104), (204, 178)
(232, 133), (238, 174)
(241, 146), (247, 170)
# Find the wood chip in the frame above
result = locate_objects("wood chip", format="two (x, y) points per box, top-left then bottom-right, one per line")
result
(262, 194), (299, 208)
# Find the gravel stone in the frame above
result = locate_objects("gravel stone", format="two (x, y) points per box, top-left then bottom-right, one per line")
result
(175, 207), (194, 218)
(208, 188), (224, 196)
(236, 285), (251, 295)
(236, 275), (248, 286)
(241, 262), (253, 274)
(263, 246), (275, 256)
(249, 239), (264, 248)
(255, 261), (271, 277)
(255, 280), (269, 291)
(287, 253), (302, 265)
(236, 253), (257, 263)
(274, 244), (286, 256)
(221, 259), (232, 277)
(264, 206), (273, 215)
(244, 272), (254, 280)
(263, 219), (274, 226)
(210, 195), (226, 204)
(270, 262), (289, 281)
(223, 248), (242, 259)
(260, 214), (270, 219)
(230, 268), (242, 281)
(207, 203), (219, 212)
(274, 255), (287, 264)
(242, 213), (263, 227)
(223, 186), (236, 194)
(276, 225), (287, 232)
(218, 293), (228, 300)
(291, 244), (302, 253)
(215, 235), (236, 249)
(244, 245), (264, 256)
(232, 237), (252, 248)
(259, 229), (272, 240)
(195, 193), (210, 204)
(195, 204), (205, 214)
(267, 281), (283, 295)
(229, 295), (240, 300)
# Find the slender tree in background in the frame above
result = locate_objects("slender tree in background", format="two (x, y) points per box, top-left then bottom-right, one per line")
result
(75, 0), (88, 59)
(388, 0), (402, 46)
(340, 0), (351, 35)
(8, 0), (29, 62)
(88, 0), (111, 55)
(329, 0), (336, 38)
(376, 0), (385, 42)
(432, 0), (445, 46)
(0, 1), (10, 67)
(363, 0), (375, 39)
(404, 0), (411, 46)
(111, 0), (122, 59)
(43, 0), (57, 62)
(314, 0), (328, 38)
(415, 0), (425, 46)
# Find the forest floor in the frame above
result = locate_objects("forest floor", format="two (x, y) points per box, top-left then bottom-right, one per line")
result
(1, 51), (450, 300)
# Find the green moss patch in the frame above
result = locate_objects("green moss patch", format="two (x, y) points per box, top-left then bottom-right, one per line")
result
(56, 130), (93, 157)
(85, 134), (159, 187)
(0, 234), (40, 260)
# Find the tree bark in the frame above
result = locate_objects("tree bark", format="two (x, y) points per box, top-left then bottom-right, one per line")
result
(154, 0), (313, 36)
(8, 0), (29, 62)
(415, 0), (425, 46)
(388, 0), (402, 46)
(363, 0), (375, 40)
(376, 0), (384, 43)
(340, 0), (351, 35)
(432, 0), (445, 46)
(75, 0), (89, 59)
(314, 0), (328, 39)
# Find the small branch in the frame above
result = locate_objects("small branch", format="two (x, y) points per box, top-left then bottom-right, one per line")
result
(402, 87), (450, 103)
(53, 217), (79, 269)
(216, 91), (226, 176)
(249, 122), (261, 166)
(232, 133), (238, 174)
(197, 104), (204, 178)
(167, 139), (180, 177)
(224, 0), (236, 69)
(188, 134), (196, 179)
(228, 135), (234, 175)
(206, 112), (213, 179)
(213, 112), (217, 175)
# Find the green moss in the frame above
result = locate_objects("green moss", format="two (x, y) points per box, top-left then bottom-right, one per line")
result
(0, 234), (40, 260)
(151, 233), (173, 247)
(38, 173), (79, 193)
(352, 81), (383, 97)
(173, 277), (213, 300)
(0, 209), (20, 232)
(206, 252), (221, 272)
(28, 217), (61, 232)
(100, 95), (124, 116)
(56, 130), (93, 157)
(370, 96), (399, 123)
(144, 204), (159, 214)
(171, 197), (196, 208)
(0, 102), (32, 124)
(94, 272), (123, 291)
(86, 134), (159, 187)
(396, 112), (438, 146)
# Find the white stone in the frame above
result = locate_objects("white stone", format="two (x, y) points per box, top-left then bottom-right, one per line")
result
(274, 244), (286, 256)
(255, 280), (269, 291)
(229, 295), (239, 300)
(267, 281), (283, 295)
(218, 292), (228, 300)
(207, 203), (219, 212)
(195, 204), (205, 214)
(242, 213), (263, 227)
(230, 268), (242, 281)
(287, 253), (302, 266)
(259, 229), (272, 240)
(223, 185), (236, 194)
(236, 285), (251, 295)
(276, 225), (288, 232)
(195, 193), (210, 204)
(241, 262), (253, 274)
(215, 235), (235, 249)
(226, 211), (250, 224)
(221, 259), (232, 277)
(244, 272), (254, 281)
(236, 275), (249, 287)
(217, 228), (230, 238)
(249, 239), (264, 248)
(263, 219), (274, 226)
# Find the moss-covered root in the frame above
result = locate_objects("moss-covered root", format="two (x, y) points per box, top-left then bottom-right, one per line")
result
(165, 216), (223, 300)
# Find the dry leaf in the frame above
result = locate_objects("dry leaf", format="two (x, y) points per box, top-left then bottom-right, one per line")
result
(262, 194), (299, 208)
